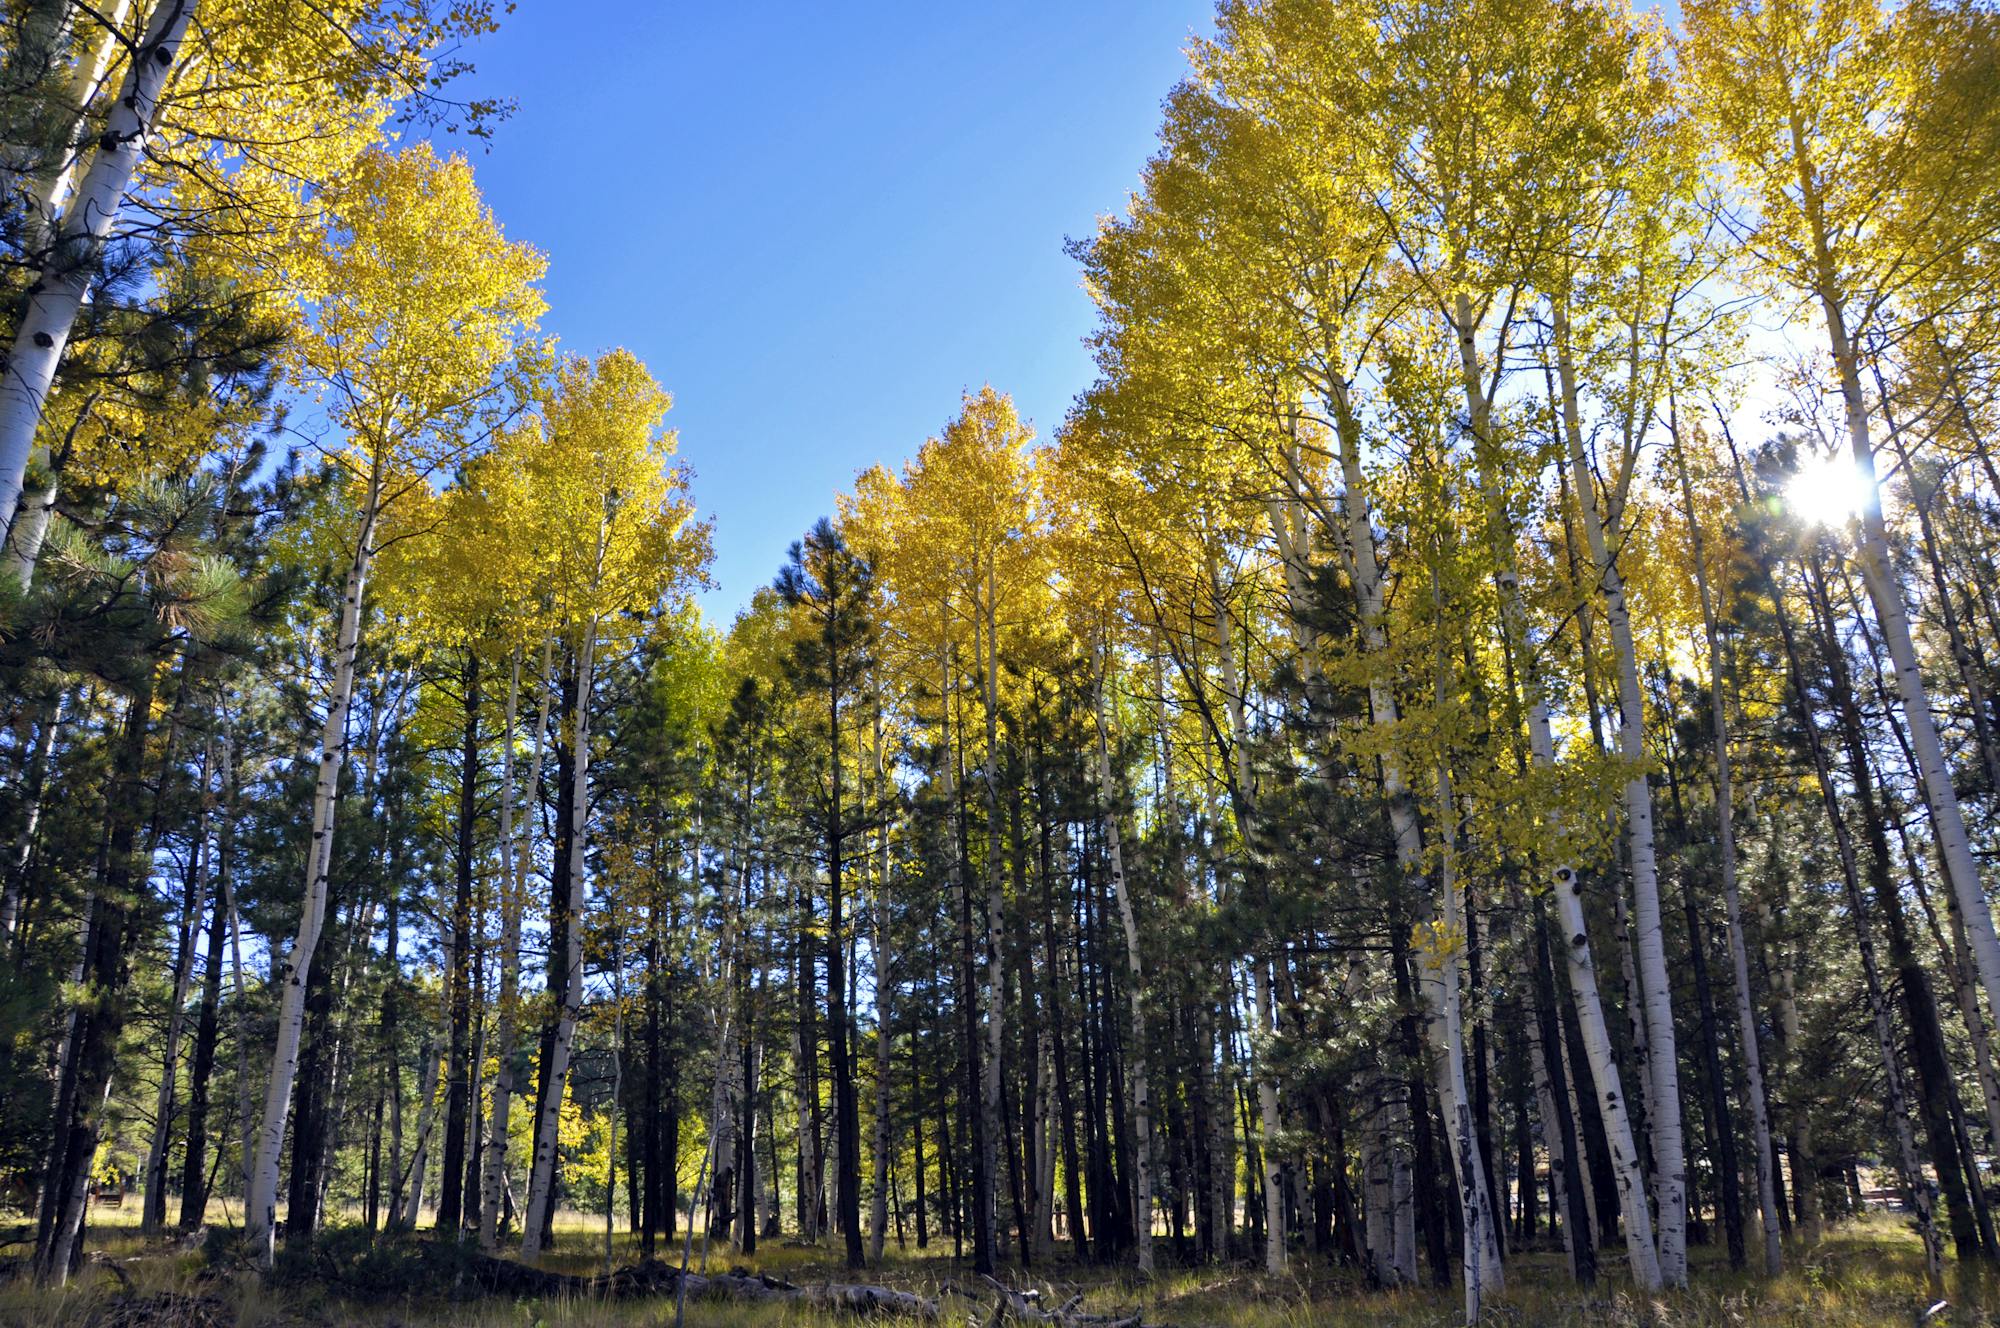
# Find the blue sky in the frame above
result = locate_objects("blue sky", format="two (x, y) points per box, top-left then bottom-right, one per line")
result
(446, 3), (1215, 619)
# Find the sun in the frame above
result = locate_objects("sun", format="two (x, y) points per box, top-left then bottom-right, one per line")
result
(1786, 446), (1874, 527)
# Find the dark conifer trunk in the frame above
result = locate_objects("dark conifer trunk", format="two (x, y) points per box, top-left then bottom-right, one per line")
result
(34, 680), (154, 1282)
(180, 847), (227, 1231)
(439, 650), (479, 1233)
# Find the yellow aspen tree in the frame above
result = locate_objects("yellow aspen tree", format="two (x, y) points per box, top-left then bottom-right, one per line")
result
(518, 349), (710, 1260)
(244, 143), (544, 1263)
(1683, 0), (2000, 1115)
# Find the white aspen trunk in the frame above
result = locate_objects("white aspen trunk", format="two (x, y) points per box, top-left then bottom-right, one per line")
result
(1528, 1010), (1578, 1278)
(712, 986), (741, 1237)
(1207, 555), (1286, 1275)
(399, 1034), (443, 1228)
(1360, 1078), (1394, 1282)
(1944, 896), (2000, 1158)
(1670, 428), (1783, 1276)
(1555, 1023), (1600, 1243)
(1095, 655), (1154, 1274)
(21, 0), (132, 243)
(521, 623), (595, 1258)
(1611, 879), (1653, 1150)
(1791, 119), (2000, 1093)
(1427, 764), (1497, 1317)
(698, 936), (737, 1275)
(245, 503), (375, 1262)
(0, 0), (198, 561)
(934, 625), (979, 1252)
(1335, 385), (1500, 1304)
(1208, 1002), (1235, 1256)
(1454, 292), (1662, 1291)
(480, 641), (553, 1248)
(1389, 1088), (1416, 1283)
(1557, 327), (1685, 1285)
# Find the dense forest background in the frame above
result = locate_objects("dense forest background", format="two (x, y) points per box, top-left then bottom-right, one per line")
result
(3, 1), (2000, 1325)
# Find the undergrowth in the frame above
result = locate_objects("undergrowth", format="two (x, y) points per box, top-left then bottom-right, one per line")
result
(1, 1209), (1993, 1327)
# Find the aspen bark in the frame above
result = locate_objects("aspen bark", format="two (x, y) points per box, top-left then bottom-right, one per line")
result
(1455, 292), (1661, 1290)
(522, 623), (597, 1258)
(1333, 380), (1500, 1305)
(1555, 320), (1685, 1283)
(396, 1034), (443, 1230)
(1206, 555), (1286, 1274)
(0, 0), (197, 561)
(1095, 657), (1153, 1274)
(480, 641), (552, 1247)
(1670, 424), (1782, 1276)
(1791, 115), (2000, 1074)
(976, 564), (1006, 1266)
(246, 502), (376, 1262)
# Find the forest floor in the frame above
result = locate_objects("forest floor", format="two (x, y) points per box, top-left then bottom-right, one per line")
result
(2, 1207), (1994, 1328)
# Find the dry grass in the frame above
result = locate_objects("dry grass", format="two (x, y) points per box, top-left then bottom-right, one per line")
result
(3, 1207), (1995, 1327)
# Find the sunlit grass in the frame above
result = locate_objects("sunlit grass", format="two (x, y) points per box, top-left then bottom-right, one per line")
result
(3, 1207), (1993, 1327)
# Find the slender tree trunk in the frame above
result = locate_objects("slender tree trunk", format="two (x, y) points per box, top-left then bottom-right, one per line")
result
(1670, 423), (1782, 1275)
(33, 676), (153, 1282)
(1458, 292), (1660, 1290)
(481, 641), (551, 1246)
(1093, 653), (1155, 1275)
(179, 781), (228, 1231)
(869, 710), (894, 1263)
(144, 748), (210, 1234)
(438, 650), (480, 1234)
(975, 570), (1007, 1268)
(939, 632), (993, 1273)
(1793, 124), (2000, 1068)
(247, 504), (376, 1262)
(397, 1034), (444, 1229)
(0, 0), (198, 564)
(523, 624), (597, 1258)
(825, 630), (863, 1269)
(1556, 319), (1684, 1283)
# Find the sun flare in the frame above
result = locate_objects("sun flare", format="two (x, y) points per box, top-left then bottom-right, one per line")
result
(1786, 447), (1874, 527)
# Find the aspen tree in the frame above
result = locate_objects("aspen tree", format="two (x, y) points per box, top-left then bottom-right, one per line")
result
(516, 350), (707, 1259)
(0, 0), (510, 577)
(1684, 0), (2000, 1055)
(244, 146), (543, 1263)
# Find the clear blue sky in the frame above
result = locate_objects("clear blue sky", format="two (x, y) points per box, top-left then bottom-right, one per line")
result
(447, 3), (1214, 618)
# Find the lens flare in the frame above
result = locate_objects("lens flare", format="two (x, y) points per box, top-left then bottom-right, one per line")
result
(1786, 447), (1872, 526)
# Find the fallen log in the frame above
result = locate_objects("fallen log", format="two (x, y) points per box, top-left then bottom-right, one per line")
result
(682, 1270), (939, 1318)
(978, 1275), (1141, 1328)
